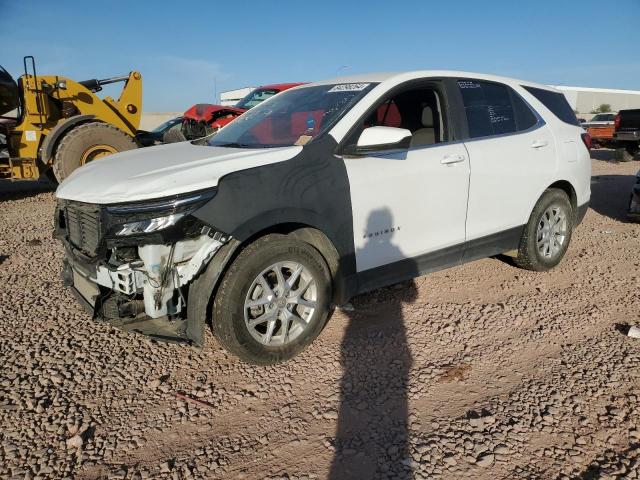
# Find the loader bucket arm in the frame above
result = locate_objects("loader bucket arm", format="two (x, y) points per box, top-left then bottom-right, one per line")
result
(0, 66), (20, 117)
(101, 71), (143, 134)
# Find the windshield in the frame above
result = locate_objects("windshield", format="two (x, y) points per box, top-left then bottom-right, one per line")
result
(151, 117), (182, 133)
(235, 88), (280, 110)
(208, 83), (377, 148)
(592, 114), (614, 121)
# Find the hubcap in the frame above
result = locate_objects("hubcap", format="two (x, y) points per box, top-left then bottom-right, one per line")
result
(80, 144), (118, 165)
(537, 204), (568, 258)
(244, 261), (318, 346)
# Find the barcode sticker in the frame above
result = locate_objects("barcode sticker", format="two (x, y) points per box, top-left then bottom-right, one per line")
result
(328, 83), (370, 93)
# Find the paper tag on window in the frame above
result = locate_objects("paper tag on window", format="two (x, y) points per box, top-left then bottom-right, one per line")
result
(25, 130), (37, 142)
(294, 135), (313, 146)
(328, 83), (370, 93)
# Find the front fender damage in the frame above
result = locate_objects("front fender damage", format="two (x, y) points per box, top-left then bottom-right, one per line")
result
(186, 239), (241, 346)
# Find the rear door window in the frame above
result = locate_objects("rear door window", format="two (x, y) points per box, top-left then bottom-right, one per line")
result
(458, 79), (538, 139)
(522, 86), (580, 126)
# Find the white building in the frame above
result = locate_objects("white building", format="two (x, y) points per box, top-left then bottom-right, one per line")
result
(554, 86), (640, 114)
(220, 83), (640, 115)
(220, 87), (255, 107)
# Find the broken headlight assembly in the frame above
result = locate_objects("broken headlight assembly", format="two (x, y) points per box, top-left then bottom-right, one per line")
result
(91, 188), (227, 321)
(105, 189), (217, 240)
(115, 212), (186, 236)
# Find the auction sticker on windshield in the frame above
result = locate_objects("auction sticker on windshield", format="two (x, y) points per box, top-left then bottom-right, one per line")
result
(328, 83), (370, 92)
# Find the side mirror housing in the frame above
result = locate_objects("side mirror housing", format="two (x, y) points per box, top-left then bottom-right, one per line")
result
(353, 126), (412, 154)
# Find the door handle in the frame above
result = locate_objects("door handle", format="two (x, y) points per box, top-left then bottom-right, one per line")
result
(531, 139), (549, 149)
(441, 154), (466, 165)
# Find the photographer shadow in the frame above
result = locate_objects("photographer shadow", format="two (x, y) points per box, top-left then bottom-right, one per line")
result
(329, 208), (417, 479)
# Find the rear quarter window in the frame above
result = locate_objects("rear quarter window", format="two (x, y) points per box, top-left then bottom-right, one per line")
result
(522, 86), (580, 126)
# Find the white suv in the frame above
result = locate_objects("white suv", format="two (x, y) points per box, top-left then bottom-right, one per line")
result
(54, 71), (591, 364)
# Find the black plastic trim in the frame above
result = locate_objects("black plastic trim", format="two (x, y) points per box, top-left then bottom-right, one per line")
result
(356, 225), (523, 296)
(575, 202), (589, 226)
(70, 286), (96, 315)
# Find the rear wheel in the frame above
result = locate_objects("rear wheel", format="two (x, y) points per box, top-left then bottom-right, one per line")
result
(515, 189), (573, 271)
(52, 122), (137, 182)
(212, 234), (332, 365)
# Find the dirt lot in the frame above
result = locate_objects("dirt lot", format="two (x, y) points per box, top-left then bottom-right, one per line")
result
(0, 154), (639, 480)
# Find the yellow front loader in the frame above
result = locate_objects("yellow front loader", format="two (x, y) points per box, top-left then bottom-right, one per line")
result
(0, 56), (142, 182)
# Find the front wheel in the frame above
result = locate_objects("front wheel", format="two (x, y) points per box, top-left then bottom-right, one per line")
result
(212, 234), (332, 365)
(515, 189), (573, 271)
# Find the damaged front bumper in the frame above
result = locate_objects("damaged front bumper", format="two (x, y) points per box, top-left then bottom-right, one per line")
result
(54, 191), (228, 345)
(61, 232), (228, 345)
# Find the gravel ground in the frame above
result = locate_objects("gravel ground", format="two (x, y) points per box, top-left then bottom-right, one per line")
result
(0, 154), (639, 480)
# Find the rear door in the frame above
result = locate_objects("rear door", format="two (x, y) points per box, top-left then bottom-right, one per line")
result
(456, 78), (558, 243)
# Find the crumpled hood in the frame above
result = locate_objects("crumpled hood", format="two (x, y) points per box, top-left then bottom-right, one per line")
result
(183, 103), (245, 121)
(56, 141), (302, 204)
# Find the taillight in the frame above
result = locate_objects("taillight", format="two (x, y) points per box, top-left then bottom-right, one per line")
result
(614, 114), (621, 131)
(581, 132), (592, 151)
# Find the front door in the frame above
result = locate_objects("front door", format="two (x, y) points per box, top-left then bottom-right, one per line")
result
(342, 84), (470, 276)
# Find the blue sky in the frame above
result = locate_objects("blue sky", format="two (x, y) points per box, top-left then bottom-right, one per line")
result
(1, 0), (639, 112)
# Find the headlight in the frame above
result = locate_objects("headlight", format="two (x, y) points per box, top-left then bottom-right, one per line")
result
(115, 212), (186, 236)
(106, 189), (216, 237)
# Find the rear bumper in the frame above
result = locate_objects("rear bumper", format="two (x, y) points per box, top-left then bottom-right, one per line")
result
(614, 131), (640, 142)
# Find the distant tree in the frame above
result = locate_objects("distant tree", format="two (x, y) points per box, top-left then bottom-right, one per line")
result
(591, 104), (612, 114)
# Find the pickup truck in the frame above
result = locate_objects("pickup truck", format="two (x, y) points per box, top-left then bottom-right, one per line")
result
(614, 109), (640, 161)
(583, 113), (616, 148)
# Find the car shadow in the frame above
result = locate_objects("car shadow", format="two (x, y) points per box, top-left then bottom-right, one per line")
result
(590, 149), (616, 162)
(329, 208), (417, 480)
(0, 179), (56, 201)
(590, 174), (637, 222)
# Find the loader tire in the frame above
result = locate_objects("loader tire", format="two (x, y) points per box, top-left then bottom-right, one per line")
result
(53, 122), (137, 182)
(162, 127), (186, 143)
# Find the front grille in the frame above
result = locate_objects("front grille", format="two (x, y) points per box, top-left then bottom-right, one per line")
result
(64, 202), (102, 256)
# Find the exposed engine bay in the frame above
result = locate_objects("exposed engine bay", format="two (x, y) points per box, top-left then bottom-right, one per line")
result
(54, 190), (227, 344)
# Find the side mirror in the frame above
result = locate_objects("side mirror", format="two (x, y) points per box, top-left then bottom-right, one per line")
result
(354, 126), (412, 154)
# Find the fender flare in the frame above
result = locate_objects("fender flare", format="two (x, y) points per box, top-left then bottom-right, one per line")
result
(185, 239), (241, 346)
(41, 114), (96, 163)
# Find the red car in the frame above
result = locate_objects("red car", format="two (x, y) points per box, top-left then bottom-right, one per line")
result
(182, 83), (304, 140)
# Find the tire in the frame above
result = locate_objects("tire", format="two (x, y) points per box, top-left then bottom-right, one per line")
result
(212, 234), (332, 365)
(515, 189), (573, 271)
(615, 146), (635, 162)
(52, 122), (137, 182)
(162, 126), (186, 143)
